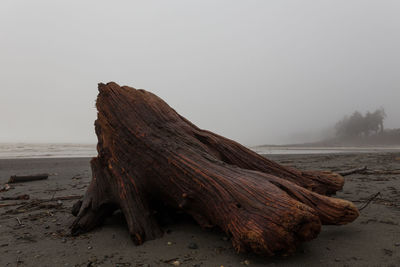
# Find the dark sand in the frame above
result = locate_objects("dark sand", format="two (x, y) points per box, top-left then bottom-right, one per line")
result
(0, 153), (399, 267)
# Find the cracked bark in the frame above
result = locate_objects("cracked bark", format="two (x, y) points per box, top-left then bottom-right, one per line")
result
(71, 82), (358, 255)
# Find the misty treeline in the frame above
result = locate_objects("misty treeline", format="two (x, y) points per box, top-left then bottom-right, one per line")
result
(335, 108), (386, 137)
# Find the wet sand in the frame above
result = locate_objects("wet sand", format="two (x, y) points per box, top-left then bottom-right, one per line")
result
(0, 153), (399, 267)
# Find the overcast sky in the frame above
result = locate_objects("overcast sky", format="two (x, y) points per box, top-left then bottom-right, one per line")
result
(1, 0), (399, 146)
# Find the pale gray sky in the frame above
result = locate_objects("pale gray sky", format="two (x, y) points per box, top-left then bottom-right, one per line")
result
(1, 0), (399, 145)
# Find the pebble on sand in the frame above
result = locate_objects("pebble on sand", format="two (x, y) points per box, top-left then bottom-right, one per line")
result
(242, 259), (250, 265)
(172, 260), (180, 266)
(188, 242), (198, 249)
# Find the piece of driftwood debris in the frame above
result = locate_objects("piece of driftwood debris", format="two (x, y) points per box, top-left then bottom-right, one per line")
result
(338, 166), (367, 176)
(1, 194), (30, 201)
(71, 82), (359, 256)
(358, 192), (381, 211)
(338, 167), (400, 176)
(0, 195), (82, 209)
(363, 169), (400, 175)
(8, 174), (49, 183)
(0, 202), (26, 208)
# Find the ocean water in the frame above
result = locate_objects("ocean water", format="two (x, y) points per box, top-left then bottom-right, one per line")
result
(0, 143), (97, 159)
(252, 146), (400, 155)
(1, 143), (399, 159)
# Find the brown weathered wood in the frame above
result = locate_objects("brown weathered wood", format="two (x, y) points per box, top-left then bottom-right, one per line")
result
(8, 174), (48, 183)
(1, 194), (30, 200)
(71, 82), (359, 256)
(0, 195), (82, 210)
(0, 202), (27, 208)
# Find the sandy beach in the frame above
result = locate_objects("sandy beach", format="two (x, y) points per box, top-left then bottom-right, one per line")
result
(1, 152), (399, 267)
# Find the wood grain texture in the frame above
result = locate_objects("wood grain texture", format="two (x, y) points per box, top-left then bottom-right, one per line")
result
(71, 82), (358, 255)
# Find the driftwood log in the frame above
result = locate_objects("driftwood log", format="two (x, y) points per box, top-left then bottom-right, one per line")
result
(338, 166), (367, 176)
(1, 194), (30, 201)
(71, 82), (358, 255)
(8, 174), (48, 183)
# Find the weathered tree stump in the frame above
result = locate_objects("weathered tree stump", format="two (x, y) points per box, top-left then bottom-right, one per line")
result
(71, 82), (358, 255)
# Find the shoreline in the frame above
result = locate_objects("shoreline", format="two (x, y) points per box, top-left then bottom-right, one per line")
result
(253, 146), (400, 155)
(2, 143), (400, 159)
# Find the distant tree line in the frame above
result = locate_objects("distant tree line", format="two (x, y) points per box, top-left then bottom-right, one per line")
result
(335, 108), (386, 137)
